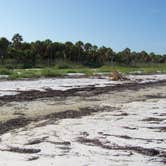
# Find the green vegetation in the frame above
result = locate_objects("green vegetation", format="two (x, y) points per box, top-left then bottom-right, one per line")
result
(0, 33), (165, 79)
(96, 64), (166, 74)
(0, 68), (13, 75)
(0, 63), (165, 80)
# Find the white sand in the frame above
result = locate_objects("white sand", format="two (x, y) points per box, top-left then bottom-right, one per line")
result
(0, 98), (165, 166)
(0, 74), (165, 165)
(0, 74), (166, 97)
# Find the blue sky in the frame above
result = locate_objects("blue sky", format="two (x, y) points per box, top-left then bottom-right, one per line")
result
(0, 0), (165, 54)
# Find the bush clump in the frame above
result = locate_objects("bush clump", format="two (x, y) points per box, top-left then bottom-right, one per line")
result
(0, 68), (13, 75)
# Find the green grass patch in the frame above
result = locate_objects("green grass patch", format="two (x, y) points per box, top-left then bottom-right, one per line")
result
(96, 64), (166, 74)
(41, 68), (65, 77)
(9, 69), (65, 79)
(3, 63), (166, 80)
(0, 68), (13, 75)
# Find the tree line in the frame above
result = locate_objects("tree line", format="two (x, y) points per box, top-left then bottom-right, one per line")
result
(0, 33), (165, 68)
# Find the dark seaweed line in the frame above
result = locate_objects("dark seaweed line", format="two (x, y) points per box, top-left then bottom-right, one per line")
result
(77, 137), (166, 157)
(0, 106), (113, 135)
(0, 80), (166, 104)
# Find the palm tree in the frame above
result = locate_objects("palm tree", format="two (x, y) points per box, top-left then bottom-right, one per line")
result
(0, 37), (10, 64)
(75, 41), (84, 62)
(12, 33), (23, 49)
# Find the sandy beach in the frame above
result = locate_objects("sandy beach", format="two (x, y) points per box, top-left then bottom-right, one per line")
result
(0, 75), (165, 165)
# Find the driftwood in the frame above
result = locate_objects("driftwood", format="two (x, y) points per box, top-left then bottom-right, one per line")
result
(109, 70), (127, 81)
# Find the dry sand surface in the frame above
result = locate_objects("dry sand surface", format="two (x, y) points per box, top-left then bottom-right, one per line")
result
(0, 75), (166, 166)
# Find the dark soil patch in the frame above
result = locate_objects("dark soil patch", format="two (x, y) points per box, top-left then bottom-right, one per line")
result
(44, 106), (112, 121)
(0, 117), (30, 135)
(0, 106), (112, 135)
